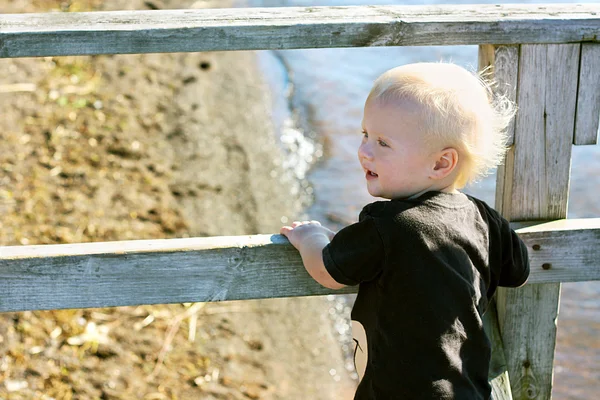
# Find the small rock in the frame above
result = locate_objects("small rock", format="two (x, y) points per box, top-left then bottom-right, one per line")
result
(5, 379), (28, 392)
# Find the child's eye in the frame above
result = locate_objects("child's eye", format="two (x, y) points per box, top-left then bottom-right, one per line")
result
(361, 131), (368, 138)
(378, 139), (388, 147)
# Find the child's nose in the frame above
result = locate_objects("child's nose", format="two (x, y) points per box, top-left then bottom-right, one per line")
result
(358, 142), (373, 161)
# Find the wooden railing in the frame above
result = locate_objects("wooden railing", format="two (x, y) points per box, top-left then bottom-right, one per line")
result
(1, 4), (599, 56)
(1, 219), (599, 313)
(1, 4), (599, 400)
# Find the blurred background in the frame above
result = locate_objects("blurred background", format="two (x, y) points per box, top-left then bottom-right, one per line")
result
(1, 0), (598, 399)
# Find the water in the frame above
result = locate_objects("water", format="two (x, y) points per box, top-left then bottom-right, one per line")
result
(241, 0), (600, 397)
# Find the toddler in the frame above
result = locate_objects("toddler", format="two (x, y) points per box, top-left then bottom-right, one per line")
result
(280, 62), (530, 400)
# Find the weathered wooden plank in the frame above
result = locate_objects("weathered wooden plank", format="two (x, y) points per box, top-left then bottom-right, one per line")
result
(508, 44), (580, 221)
(483, 300), (513, 400)
(479, 44), (517, 400)
(478, 44), (520, 219)
(574, 43), (600, 145)
(0, 234), (356, 313)
(478, 45), (519, 146)
(1, 221), (599, 313)
(496, 284), (562, 400)
(495, 43), (580, 400)
(1, 4), (599, 58)
(517, 219), (600, 284)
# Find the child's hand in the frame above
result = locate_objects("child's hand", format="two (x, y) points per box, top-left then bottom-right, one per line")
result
(280, 220), (335, 251)
(280, 221), (344, 289)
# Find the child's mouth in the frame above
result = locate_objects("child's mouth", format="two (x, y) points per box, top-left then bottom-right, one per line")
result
(366, 170), (378, 180)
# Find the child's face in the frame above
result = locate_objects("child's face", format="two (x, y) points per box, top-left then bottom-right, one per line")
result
(358, 99), (436, 200)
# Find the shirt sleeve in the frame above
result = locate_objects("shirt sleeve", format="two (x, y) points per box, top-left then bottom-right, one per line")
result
(497, 214), (530, 287)
(322, 215), (385, 286)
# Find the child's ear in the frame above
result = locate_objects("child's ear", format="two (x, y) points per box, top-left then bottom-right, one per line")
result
(430, 148), (458, 180)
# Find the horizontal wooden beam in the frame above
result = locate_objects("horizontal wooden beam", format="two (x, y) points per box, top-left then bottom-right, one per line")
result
(515, 218), (600, 284)
(0, 235), (357, 313)
(0, 219), (598, 312)
(1, 4), (599, 58)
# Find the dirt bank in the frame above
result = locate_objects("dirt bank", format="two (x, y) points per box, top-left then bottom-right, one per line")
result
(0, 1), (356, 399)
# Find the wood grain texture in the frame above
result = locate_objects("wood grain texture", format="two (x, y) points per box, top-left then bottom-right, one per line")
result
(478, 44), (520, 218)
(484, 299), (513, 400)
(496, 283), (562, 400)
(509, 44), (580, 221)
(0, 234), (357, 313)
(574, 43), (600, 145)
(1, 221), (598, 313)
(1, 4), (599, 58)
(517, 219), (600, 284)
(495, 44), (580, 400)
(478, 44), (518, 400)
(478, 45), (519, 146)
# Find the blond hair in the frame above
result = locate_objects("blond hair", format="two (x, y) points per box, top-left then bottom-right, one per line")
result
(367, 62), (516, 188)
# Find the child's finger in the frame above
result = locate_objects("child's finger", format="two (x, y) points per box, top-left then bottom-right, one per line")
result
(280, 226), (292, 235)
(291, 221), (302, 227)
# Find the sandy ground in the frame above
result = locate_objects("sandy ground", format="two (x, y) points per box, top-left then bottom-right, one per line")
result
(0, 0), (356, 398)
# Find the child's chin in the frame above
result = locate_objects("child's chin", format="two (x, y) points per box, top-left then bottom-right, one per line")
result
(368, 189), (394, 200)
(367, 188), (382, 198)
(366, 183), (388, 198)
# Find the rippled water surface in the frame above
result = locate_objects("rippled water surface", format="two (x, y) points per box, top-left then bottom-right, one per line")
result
(242, 0), (600, 397)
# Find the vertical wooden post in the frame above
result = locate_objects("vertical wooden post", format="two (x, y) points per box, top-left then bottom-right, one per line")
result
(483, 299), (513, 400)
(574, 43), (600, 145)
(491, 43), (581, 399)
(479, 44), (519, 400)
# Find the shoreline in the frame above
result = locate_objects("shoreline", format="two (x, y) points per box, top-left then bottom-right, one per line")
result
(256, 50), (323, 210)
